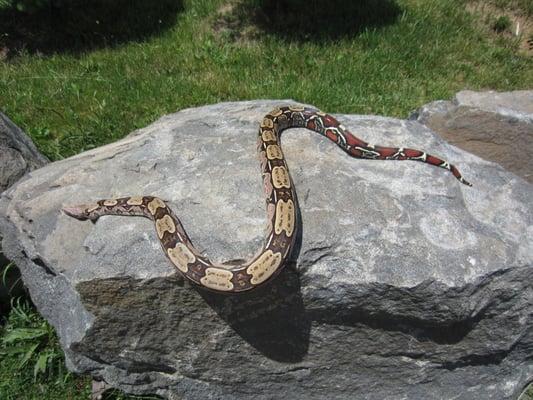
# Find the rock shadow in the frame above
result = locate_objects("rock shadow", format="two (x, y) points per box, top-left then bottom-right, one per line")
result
(217, 0), (402, 42)
(199, 191), (311, 363)
(308, 305), (482, 346)
(76, 267), (310, 370)
(0, 0), (183, 58)
(199, 261), (310, 363)
(75, 200), (310, 368)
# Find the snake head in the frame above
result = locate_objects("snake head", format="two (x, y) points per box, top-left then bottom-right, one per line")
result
(62, 203), (100, 221)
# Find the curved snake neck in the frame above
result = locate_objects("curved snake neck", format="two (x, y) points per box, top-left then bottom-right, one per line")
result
(63, 106), (471, 293)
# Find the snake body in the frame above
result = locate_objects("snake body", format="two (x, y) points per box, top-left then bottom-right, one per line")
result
(63, 106), (471, 293)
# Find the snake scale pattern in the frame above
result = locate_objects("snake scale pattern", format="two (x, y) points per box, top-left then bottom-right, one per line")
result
(63, 106), (471, 293)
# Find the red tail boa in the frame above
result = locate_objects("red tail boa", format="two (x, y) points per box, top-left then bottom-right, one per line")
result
(63, 106), (471, 293)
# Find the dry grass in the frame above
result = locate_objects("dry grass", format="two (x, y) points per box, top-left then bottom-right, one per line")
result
(468, 0), (533, 55)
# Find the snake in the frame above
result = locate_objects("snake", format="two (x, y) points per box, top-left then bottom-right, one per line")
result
(63, 105), (471, 293)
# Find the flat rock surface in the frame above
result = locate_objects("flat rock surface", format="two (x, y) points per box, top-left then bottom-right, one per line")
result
(410, 90), (533, 183)
(0, 100), (531, 400)
(455, 90), (533, 120)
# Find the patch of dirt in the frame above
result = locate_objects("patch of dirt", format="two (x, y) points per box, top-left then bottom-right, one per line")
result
(212, 0), (402, 43)
(467, 1), (533, 55)
(212, 0), (262, 43)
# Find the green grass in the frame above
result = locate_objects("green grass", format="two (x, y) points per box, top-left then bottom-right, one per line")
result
(492, 15), (513, 32)
(0, 0), (532, 398)
(522, 387), (533, 400)
(0, 0), (531, 161)
(0, 298), (91, 399)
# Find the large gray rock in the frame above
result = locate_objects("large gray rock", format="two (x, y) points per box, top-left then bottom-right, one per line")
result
(0, 100), (531, 400)
(410, 90), (533, 183)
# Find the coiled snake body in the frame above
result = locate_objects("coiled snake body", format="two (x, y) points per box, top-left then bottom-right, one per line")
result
(63, 106), (471, 293)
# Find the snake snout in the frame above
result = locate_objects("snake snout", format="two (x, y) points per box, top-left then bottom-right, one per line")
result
(62, 205), (92, 220)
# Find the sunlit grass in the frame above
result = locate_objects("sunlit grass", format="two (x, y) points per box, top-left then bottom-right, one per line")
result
(0, 0), (531, 161)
